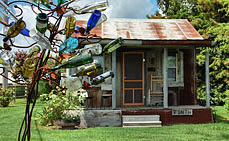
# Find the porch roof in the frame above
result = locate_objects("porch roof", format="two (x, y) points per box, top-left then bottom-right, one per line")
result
(74, 19), (212, 47)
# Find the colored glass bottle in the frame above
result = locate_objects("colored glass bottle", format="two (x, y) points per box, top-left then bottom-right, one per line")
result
(0, 50), (16, 69)
(52, 54), (93, 71)
(91, 71), (114, 85)
(3, 18), (26, 42)
(36, 13), (48, 34)
(80, 0), (108, 13)
(73, 43), (102, 56)
(85, 10), (101, 34)
(30, 28), (54, 52)
(0, 16), (7, 26)
(62, 77), (82, 92)
(58, 0), (66, 5)
(9, 21), (30, 37)
(65, 16), (76, 39)
(48, 22), (57, 32)
(59, 37), (78, 54)
(28, 46), (41, 57)
(95, 14), (107, 27)
(103, 37), (124, 54)
(22, 58), (36, 79)
(73, 60), (101, 76)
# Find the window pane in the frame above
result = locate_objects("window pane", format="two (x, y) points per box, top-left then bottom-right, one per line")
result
(168, 56), (176, 67)
(168, 68), (176, 81)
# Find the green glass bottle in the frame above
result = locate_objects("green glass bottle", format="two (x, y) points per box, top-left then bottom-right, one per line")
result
(48, 22), (57, 32)
(22, 58), (36, 79)
(91, 71), (114, 85)
(3, 18), (26, 42)
(65, 16), (76, 40)
(28, 46), (41, 57)
(103, 37), (124, 54)
(36, 13), (48, 34)
(52, 54), (93, 71)
(58, 0), (66, 5)
(73, 61), (101, 76)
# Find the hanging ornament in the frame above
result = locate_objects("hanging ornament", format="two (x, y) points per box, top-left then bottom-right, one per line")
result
(36, 13), (48, 34)
(65, 16), (76, 40)
(28, 46), (41, 57)
(85, 10), (101, 35)
(80, 0), (108, 13)
(72, 60), (101, 77)
(3, 18), (26, 42)
(29, 28), (55, 52)
(22, 58), (36, 79)
(59, 37), (78, 54)
(103, 37), (124, 54)
(0, 50), (16, 68)
(52, 54), (93, 71)
(91, 71), (114, 85)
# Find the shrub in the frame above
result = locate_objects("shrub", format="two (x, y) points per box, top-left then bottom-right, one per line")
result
(0, 88), (13, 107)
(224, 90), (229, 111)
(39, 88), (88, 125)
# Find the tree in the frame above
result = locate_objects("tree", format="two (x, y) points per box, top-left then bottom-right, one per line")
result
(148, 0), (229, 105)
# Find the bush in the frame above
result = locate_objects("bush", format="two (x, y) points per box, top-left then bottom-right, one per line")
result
(39, 88), (88, 126)
(0, 88), (13, 107)
(224, 90), (229, 111)
(38, 80), (52, 96)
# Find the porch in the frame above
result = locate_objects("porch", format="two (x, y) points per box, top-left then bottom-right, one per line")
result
(79, 105), (213, 127)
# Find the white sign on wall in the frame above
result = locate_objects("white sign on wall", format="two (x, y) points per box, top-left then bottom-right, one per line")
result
(172, 109), (193, 116)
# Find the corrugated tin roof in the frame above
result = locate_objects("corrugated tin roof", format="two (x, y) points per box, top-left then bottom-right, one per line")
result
(76, 19), (204, 40)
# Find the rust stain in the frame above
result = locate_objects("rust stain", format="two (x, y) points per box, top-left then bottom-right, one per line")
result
(76, 19), (204, 41)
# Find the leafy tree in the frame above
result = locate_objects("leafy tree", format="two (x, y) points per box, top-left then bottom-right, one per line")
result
(148, 0), (229, 105)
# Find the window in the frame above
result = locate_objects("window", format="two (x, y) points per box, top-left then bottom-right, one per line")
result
(168, 51), (177, 81)
(167, 49), (184, 84)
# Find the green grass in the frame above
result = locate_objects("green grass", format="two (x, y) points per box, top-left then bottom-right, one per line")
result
(1, 99), (229, 141)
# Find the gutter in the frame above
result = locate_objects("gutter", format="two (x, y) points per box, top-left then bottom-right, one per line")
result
(78, 38), (214, 48)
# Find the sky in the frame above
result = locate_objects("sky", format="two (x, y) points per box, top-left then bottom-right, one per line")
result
(1, 0), (158, 46)
(0, 0), (158, 47)
(0, 0), (158, 82)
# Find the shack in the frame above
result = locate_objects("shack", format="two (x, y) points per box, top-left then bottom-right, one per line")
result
(70, 18), (213, 127)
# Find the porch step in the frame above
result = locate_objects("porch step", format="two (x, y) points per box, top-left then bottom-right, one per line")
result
(123, 121), (162, 127)
(122, 115), (160, 122)
(122, 115), (162, 127)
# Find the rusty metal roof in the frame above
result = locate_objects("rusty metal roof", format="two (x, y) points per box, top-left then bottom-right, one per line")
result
(76, 19), (204, 41)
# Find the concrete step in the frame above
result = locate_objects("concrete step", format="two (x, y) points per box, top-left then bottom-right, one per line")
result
(123, 121), (162, 127)
(122, 115), (160, 122)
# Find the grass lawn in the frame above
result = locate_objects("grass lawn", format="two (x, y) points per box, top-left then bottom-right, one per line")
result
(1, 99), (229, 141)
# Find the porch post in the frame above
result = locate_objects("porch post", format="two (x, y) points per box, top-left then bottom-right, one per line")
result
(205, 50), (210, 108)
(112, 51), (116, 109)
(163, 48), (168, 108)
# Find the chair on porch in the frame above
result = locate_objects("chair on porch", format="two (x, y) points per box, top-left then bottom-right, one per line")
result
(100, 84), (112, 109)
(149, 75), (164, 106)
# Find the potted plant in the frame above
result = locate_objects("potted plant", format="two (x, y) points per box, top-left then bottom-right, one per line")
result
(39, 88), (88, 129)
(0, 88), (13, 107)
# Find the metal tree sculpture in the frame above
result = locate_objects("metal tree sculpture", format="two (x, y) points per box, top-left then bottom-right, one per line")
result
(0, 0), (122, 140)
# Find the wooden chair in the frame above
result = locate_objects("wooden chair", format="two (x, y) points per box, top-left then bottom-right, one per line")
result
(100, 84), (112, 109)
(150, 75), (164, 106)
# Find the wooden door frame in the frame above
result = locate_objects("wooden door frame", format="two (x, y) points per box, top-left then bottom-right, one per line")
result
(122, 52), (144, 106)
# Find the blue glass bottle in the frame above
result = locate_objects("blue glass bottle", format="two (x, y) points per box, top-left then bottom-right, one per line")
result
(59, 37), (79, 54)
(86, 10), (101, 34)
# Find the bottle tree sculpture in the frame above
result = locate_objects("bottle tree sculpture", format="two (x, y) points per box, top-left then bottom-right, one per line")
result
(0, 0), (122, 140)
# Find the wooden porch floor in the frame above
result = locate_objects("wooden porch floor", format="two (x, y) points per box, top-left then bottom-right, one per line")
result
(83, 105), (207, 110)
